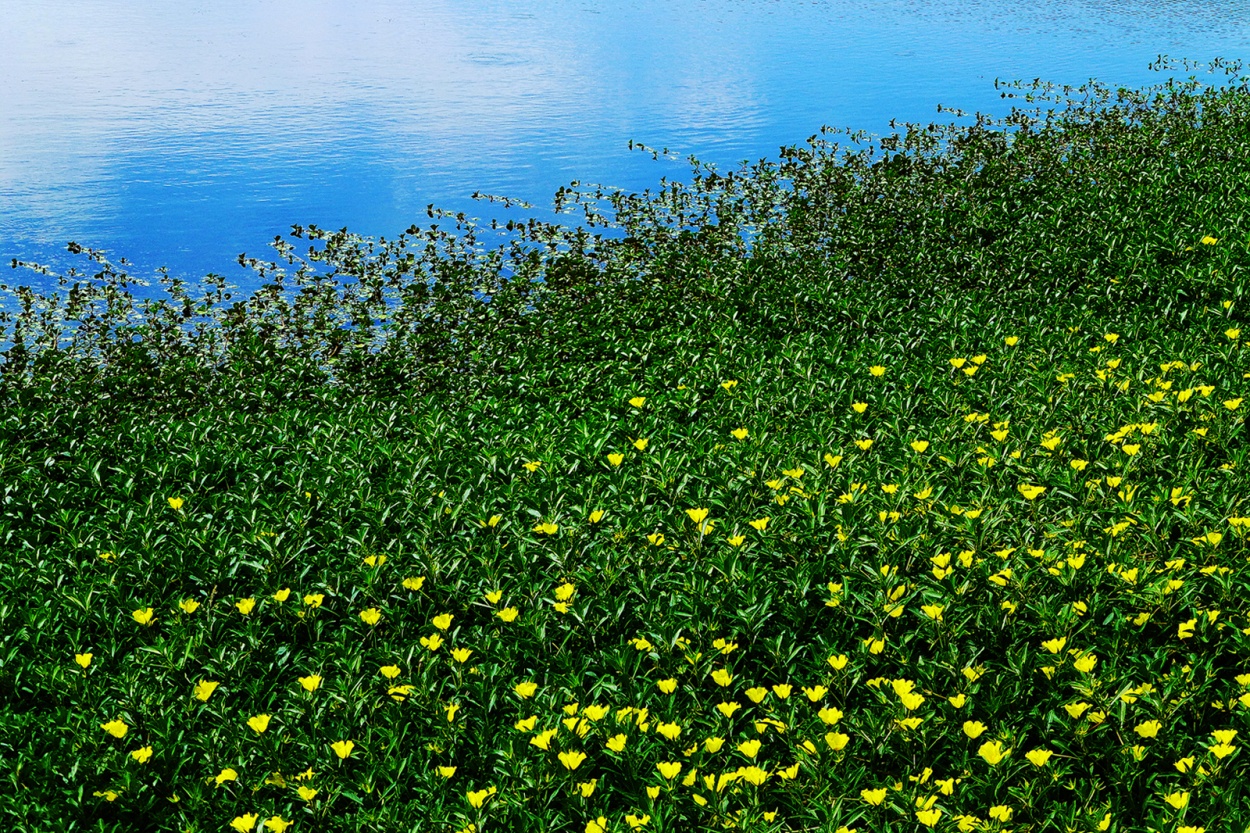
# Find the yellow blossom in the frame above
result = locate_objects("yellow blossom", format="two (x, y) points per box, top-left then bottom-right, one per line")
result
(861, 787), (887, 805)
(963, 721), (987, 739)
(656, 761), (682, 780)
(102, 719), (128, 738)
(978, 740), (1009, 765)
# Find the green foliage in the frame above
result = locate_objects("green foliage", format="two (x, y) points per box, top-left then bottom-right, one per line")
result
(2, 58), (1250, 833)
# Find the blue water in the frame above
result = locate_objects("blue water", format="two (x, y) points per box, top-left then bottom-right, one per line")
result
(1, 0), (1249, 304)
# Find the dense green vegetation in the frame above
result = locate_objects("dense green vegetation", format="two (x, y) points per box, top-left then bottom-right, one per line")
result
(2, 58), (1250, 832)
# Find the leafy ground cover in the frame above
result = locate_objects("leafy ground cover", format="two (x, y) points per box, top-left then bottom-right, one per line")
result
(2, 59), (1250, 833)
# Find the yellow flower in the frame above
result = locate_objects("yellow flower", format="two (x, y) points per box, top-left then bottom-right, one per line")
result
(130, 746), (153, 764)
(513, 681), (538, 699)
(737, 739), (762, 758)
(247, 714), (271, 734)
(823, 731), (849, 750)
(586, 817), (609, 833)
(978, 740), (1009, 765)
(515, 716), (538, 732)
(446, 704), (460, 722)
(869, 365), (886, 377)
(193, 680), (219, 702)
(855, 438), (873, 451)
(102, 719), (128, 738)
(1025, 748), (1053, 767)
(749, 517), (769, 531)
(910, 440), (930, 453)
(420, 633), (444, 651)
(531, 729), (558, 750)
(626, 814), (652, 829)
(732, 428), (748, 440)
(559, 750), (588, 770)
(215, 767), (239, 786)
(606, 734), (627, 752)
(629, 396), (646, 408)
(230, 814), (258, 833)
(167, 496), (184, 511)
(523, 460), (542, 472)
(330, 740), (355, 759)
(657, 761), (682, 780)
(359, 608), (382, 626)
(711, 668), (733, 687)
(608, 453), (624, 467)
(555, 583), (576, 601)
(578, 779), (597, 798)
(1073, 653), (1098, 674)
(74, 652), (93, 669)
(1175, 755), (1196, 773)
(963, 721), (987, 739)
(988, 806), (1012, 822)
(174, 597), (201, 615)
(651, 677), (677, 695)
(1041, 636), (1067, 654)
(379, 665), (401, 680)
(588, 510), (605, 523)
(917, 808), (942, 827)
(132, 607), (155, 626)
(1064, 702), (1091, 719)
(861, 787), (887, 805)
(716, 702), (741, 718)
(656, 721), (682, 740)
(264, 817), (293, 833)
(1017, 484), (1045, 500)
(948, 693), (967, 709)
(466, 787), (497, 808)
(1164, 791), (1189, 810)
(497, 606), (519, 622)
(801, 685), (828, 702)
(818, 707), (844, 725)
(297, 786), (318, 801)
(298, 674), (322, 692)
(303, 593), (324, 608)
(827, 654), (849, 671)
(1179, 618), (1197, 639)
(721, 379), (738, 390)
(1134, 720), (1161, 739)
(403, 576), (426, 591)
(772, 683), (792, 699)
(633, 438), (649, 451)
(686, 507), (710, 524)
(235, 597), (256, 616)
(432, 613), (454, 630)
(451, 647), (474, 663)
(921, 604), (943, 621)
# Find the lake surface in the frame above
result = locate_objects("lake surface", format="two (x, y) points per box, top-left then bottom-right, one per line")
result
(2, 0), (1249, 304)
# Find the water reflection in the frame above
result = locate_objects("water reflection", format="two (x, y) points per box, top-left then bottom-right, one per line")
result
(1, 0), (1247, 301)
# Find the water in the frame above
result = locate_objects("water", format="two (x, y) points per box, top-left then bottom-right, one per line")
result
(2, 0), (1249, 304)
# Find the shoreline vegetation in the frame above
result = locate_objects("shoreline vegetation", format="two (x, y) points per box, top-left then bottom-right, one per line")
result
(3, 57), (1250, 831)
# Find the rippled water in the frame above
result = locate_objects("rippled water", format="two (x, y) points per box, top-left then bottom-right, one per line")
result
(2, 0), (1248, 301)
